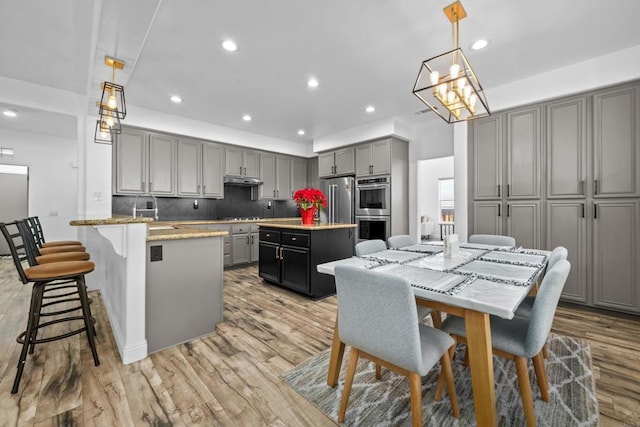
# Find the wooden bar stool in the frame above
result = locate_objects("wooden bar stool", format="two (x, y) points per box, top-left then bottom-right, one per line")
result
(0, 222), (100, 394)
(17, 220), (91, 264)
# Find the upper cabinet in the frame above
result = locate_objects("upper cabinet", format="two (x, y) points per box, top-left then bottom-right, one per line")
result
(114, 129), (176, 196)
(114, 127), (224, 199)
(225, 146), (259, 178)
(593, 85), (640, 198)
(506, 106), (542, 199)
(356, 139), (391, 177)
(471, 115), (503, 200)
(260, 153), (292, 200)
(178, 139), (225, 198)
(290, 157), (308, 196)
(202, 143), (224, 198)
(318, 147), (355, 178)
(546, 95), (588, 198)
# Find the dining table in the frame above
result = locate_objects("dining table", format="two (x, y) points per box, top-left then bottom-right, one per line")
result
(317, 241), (550, 427)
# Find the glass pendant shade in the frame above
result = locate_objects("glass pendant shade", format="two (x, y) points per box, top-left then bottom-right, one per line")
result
(94, 120), (113, 144)
(99, 81), (126, 119)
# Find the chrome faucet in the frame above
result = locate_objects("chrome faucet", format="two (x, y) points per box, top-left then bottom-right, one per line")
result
(133, 193), (159, 220)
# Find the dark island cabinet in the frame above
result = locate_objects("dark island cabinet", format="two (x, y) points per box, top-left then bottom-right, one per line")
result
(258, 225), (355, 299)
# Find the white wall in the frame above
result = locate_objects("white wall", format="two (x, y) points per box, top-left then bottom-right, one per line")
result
(408, 118), (454, 239)
(0, 128), (79, 242)
(418, 156), (454, 239)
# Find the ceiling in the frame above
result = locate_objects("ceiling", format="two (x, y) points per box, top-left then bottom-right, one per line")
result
(1, 0), (640, 144)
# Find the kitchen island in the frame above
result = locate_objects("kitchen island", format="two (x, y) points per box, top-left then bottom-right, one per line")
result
(71, 218), (227, 363)
(258, 221), (357, 299)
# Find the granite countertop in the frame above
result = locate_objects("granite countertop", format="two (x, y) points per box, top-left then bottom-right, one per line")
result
(161, 217), (299, 226)
(70, 217), (154, 226)
(146, 227), (228, 242)
(257, 221), (358, 230)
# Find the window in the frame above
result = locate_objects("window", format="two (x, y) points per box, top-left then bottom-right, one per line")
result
(438, 178), (454, 223)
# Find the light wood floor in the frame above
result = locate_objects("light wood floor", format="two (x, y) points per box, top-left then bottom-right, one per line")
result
(0, 259), (638, 426)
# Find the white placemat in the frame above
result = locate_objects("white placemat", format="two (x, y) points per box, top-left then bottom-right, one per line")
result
(361, 249), (426, 264)
(480, 250), (547, 267)
(372, 264), (469, 294)
(453, 260), (541, 286)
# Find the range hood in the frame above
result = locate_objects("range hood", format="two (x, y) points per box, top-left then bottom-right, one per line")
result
(223, 176), (263, 186)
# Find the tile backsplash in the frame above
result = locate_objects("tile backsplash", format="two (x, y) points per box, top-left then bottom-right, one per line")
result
(112, 185), (300, 221)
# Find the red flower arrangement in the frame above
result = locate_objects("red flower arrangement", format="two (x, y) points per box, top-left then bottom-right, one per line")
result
(293, 187), (327, 210)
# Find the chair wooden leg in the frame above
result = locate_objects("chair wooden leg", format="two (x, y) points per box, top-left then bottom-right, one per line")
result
(532, 352), (549, 402)
(338, 347), (360, 423)
(408, 372), (423, 427)
(542, 343), (549, 359)
(430, 310), (442, 328)
(440, 348), (460, 418)
(434, 341), (457, 401)
(515, 356), (536, 427)
(375, 363), (382, 380)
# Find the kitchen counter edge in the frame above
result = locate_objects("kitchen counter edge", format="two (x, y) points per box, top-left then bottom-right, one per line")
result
(257, 222), (357, 230)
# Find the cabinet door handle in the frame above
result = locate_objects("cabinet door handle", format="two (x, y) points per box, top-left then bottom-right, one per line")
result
(247, 235), (250, 244)
(507, 204), (510, 217)
(149, 181), (153, 191)
(244, 167), (247, 175)
(275, 246), (280, 260)
(142, 181), (146, 191)
(197, 184), (200, 193)
(240, 166), (243, 175)
(273, 190), (276, 197)
(594, 180), (598, 195)
(498, 204), (501, 217)
(507, 184), (510, 197)
(579, 180), (584, 195)
(498, 184), (501, 198)
(277, 190), (279, 197)
(594, 204), (598, 219)
(251, 235), (254, 244)
(581, 203), (585, 218)
(280, 246), (284, 260)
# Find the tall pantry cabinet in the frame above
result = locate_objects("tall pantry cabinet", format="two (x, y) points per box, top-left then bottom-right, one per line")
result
(469, 81), (640, 314)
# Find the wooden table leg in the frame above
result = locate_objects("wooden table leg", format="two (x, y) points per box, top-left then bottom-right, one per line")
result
(327, 314), (345, 387)
(464, 310), (497, 427)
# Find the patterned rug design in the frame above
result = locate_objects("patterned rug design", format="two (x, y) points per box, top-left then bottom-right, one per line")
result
(282, 333), (598, 426)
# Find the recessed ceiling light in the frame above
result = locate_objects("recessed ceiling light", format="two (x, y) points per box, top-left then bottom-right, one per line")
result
(471, 39), (489, 50)
(243, 114), (252, 122)
(297, 130), (305, 136)
(307, 78), (319, 88)
(221, 39), (238, 52)
(3, 110), (17, 118)
(170, 95), (182, 103)
(365, 105), (375, 113)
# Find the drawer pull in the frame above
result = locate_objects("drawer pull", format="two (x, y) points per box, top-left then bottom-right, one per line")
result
(292, 237), (297, 241)
(266, 233), (270, 237)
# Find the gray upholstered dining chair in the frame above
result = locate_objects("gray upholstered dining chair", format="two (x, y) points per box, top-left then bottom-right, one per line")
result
(468, 234), (516, 247)
(354, 239), (387, 256)
(334, 265), (460, 426)
(441, 259), (571, 427)
(515, 246), (568, 318)
(387, 234), (415, 249)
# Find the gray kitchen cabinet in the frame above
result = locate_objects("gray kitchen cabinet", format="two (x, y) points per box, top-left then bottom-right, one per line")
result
(506, 107), (541, 199)
(260, 153), (291, 200)
(114, 128), (147, 194)
(114, 128), (176, 196)
(546, 200), (588, 303)
(593, 85), (640, 198)
(506, 201), (541, 249)
(318, 147), (355, 177)
(472, 201), (503, 236)
(291, 157), (308, 196)
(471, 115), (502, 200)
(225, 146), (260, 178)
(202, 142), (224, 198)
(308, 156), (319, 189)
(592, 200), (640, 313)
(232, 233), (251, 264)
(177, 139), (202, 196)
(231, 223), (259, 265)
(546, 95), (588, 198)
(148, 134), (176, 195)
(356, 139), (391, 177)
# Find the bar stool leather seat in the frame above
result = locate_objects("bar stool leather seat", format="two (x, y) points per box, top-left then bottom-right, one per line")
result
(25, 261), (95, 280)
(38, 245), (86, 255)
(41, 240), (82, 248)
(36, 251), (91, 264)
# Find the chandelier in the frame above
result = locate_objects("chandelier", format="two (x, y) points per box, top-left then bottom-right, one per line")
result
(412, 1), (490, 123)
(94, 56), (126, 144)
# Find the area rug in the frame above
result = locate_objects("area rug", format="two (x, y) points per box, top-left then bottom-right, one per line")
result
(282, 333), (598, 426)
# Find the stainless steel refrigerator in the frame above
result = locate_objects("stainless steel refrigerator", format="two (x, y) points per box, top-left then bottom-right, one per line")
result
(319, 176), (355, 224)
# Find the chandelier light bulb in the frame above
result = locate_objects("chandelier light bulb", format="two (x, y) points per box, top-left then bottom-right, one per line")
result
(450, 63), (460, 79)
(447, 90), (456, 104)
(469, 93), (477, 107)
(107, 94), (117, 109)
(458, 77), (466, 89)
(429, 71), (440, 85)
(106, 116), (114, 128)
(464, 85), (472, 99)
(438, 84), (447, 98)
